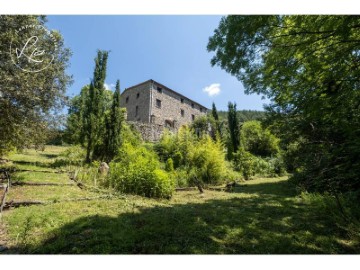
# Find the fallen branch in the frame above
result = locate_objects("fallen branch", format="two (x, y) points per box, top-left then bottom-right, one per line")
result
(3, 195), (120, 210)
(9, 169), (67, 174)
(11, 182), (75, 187)
(175, 187), (197, 191)
(4, 200), (44, 208)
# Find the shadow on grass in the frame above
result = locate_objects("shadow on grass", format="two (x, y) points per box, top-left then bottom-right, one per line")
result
(11, 181), (357, 254)
(234, 180), (298, 197)
(10, 160), (53, 169)
(40, 153), (59, 159)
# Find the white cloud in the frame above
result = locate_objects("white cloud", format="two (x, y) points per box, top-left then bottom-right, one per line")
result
(104, 83), (115, 90)
(203, 83), (221, 97)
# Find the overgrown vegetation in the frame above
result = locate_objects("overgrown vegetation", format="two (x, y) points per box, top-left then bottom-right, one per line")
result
(0, 15), (72, 156)
(208, 15), (360, 194)
(2, 146), (360, 254)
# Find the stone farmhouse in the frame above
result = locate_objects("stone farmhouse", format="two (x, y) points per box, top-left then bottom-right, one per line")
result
(120, 79), (208, 141)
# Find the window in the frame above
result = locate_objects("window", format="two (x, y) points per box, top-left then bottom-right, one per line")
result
(157, 86), (162, 93)
(136, 93), (140, 99)
(181, 98), (184, 104)
(181, 109), (184, 117)
(156, 99), (162, 108)
(200, 108), (203, 112)
(126, 96), (129, 103)
(191, 103), (194, 108)
(191, 114), (195, 121)
(165, 120), (173, 128)
(135, 106), (139, 117)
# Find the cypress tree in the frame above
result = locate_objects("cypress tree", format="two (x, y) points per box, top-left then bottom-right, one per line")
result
(105, 79), (125, 161)
(212, 102), (219, 121)
(227, 102), (240, 159)
(85, 50), (109, 163)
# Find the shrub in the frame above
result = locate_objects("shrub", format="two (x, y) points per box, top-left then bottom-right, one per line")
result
(240, 120), (280, 157)
(188, 136), (227, 185)
(155, 126), (228, 187)
(233, 147), (256, 180)
(52, 145), (86, 168)
(172, 168), (189, 187)
(107, 142), (175, 198)
(74, 161), (105, 187)
(165, 158), (174, 172)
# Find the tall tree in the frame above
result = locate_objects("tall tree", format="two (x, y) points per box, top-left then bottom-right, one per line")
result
(0, 15), (72, 155)
(208, 15), (360, 192)
(211, 102), (222, 140)
(104, 80), (126, 161)
(212, 102), (219, 121)
(85, 50), (109, 163)
(227, 102), (240, 159)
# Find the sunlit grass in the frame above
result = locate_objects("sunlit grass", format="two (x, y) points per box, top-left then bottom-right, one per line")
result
(1, 145), (359, 254)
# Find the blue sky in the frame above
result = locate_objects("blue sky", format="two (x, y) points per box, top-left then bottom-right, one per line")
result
(46, 15), (267, 111)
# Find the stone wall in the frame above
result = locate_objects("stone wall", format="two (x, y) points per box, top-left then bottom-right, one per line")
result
(121, 79), (208, 141)
(128, 121), (176, 142)
(150, 81), (208, 128)
(120, 81), (151, 123)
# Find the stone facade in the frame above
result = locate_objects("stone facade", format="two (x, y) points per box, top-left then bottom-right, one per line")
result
(120, 80), (208, 141)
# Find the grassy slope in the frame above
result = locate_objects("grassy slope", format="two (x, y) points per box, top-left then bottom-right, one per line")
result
(1, 146), (359, 254)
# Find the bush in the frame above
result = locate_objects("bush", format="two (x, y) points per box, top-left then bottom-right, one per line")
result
(52, 145), (86, 168)
(172, 168), (189, 187)
(165, 158), (174, 172)
(233, 147), (286, 179)
(156, 127), (228, 187)
(188, 136), (227, 185)
(107, 142), (175, 198)
(74, 161), (105, 187)
(240, 120), (280, 157)
(233, 147), (256, 180)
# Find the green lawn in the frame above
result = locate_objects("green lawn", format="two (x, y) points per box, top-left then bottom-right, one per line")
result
(1, 146), (359, 254)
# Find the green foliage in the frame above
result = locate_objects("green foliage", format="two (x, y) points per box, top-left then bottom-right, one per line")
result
(191, 115), (217, 140)
(240, 120), (280, 157)
(208, 15), (360, 193)
(233, 147), (286, 180)
(104, 80), (126, 162)
(85, 50), (109, 162)
(74, 162), (104, 187)
(54, 145), (86, 167)
(165, 158), (174, 172)
(155, 126), (227, 187)
(227, 102), (240, 159)
(188, 136), (227, 185)
(0, 16), (72, 156)
(217, 110), (266, 122)
(107, 142), (175, 198)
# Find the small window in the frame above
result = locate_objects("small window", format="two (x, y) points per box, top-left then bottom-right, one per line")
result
(136, 93), (140, 99)
(191, 103), (194, 108)
(165, 120), (173, 128)
(157, 86), (162, 93)
(181, 109), (184, 117)
(156, 99), (162, 108)
(126, 96), (129, 103)
(191, 114), (195, 121)
(135, 106), (139, 117)
(181, 98), (184, 104)
(200, 108), (203, 112)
